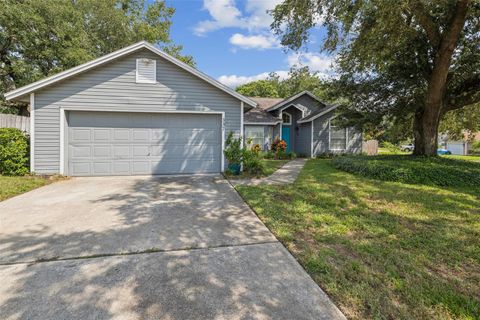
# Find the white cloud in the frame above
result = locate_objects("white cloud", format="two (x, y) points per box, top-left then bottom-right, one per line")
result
(287, 52), (335, 76)
(218, 70), (289, 88)
(194, 0), (282, 35)
(229, 33), (279, 50)
(218, 52), (336, 88)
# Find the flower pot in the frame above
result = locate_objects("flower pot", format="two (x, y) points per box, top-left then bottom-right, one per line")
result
(228, 163), (241, 175)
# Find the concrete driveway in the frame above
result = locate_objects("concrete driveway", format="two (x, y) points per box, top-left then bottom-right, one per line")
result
(0, 175), (345, 320)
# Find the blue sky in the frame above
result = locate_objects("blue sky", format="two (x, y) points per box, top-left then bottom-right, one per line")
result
(163, 0), (332, 88)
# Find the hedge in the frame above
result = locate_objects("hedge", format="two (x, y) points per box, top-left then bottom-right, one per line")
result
(331, 155), (480, 188)
(0, 128), (29, 176)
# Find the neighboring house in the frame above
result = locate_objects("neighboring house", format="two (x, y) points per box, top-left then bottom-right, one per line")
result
(5, 41), (256, 176)
(244, 91), (362, 156)
(443, 132), (480, 155)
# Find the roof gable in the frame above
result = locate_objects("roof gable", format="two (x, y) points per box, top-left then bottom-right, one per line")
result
(5, 41), (256, 107)
(266, 91), (325, 112)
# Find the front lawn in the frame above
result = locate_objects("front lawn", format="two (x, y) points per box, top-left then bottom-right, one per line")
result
(236, 159), (480, 320)
(443, 154), (480, 163)
(0, 175), (63, 201)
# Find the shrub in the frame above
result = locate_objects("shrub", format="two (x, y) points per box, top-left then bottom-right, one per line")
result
(472, 140), (480, 154)
(271, 137), (287, 152)
(262, 150), (275, 159)
(382, 141), (402, 154)
(331, 155), (480, 188)
(0, 128), (29, 176)
(243, 149), (265, 176)
(224, 132), (243, 165)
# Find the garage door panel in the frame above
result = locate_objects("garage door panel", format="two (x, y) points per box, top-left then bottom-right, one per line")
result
(68, 111), (221, 176)
(113, 162), (130, 174)
(93, 146), (111, 157)
(71, 146), (91, 158)
(113, 129), (130, 141)
(71, 129), (91, 142)
(70, 162), (91, 176)
(93, 162), (111, 175)
(113, 145), (131, 158)
(133, 129), (149, 141)
(93, 129), (110, 141)
(133, 145), (149, 157)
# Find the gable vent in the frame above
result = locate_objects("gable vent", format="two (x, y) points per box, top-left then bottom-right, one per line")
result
(136, 58), (156, 83)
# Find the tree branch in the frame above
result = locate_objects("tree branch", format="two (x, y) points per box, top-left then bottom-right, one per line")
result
(408, 0), (441, 48)
(445, 75), (480, 111)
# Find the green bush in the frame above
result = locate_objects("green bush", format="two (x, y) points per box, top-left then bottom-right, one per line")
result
(243, 149), (265, 176)
(382, 141), (402, 154)
(0, 128), (29, 176)
(331, 155), (480, 188)
(262, 150), (275, 159)
(472, 140), (480, 154)
(224, 132), (243, 165)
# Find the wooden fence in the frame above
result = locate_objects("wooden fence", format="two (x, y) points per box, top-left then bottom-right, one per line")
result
(0, 114), (30, 133)
(362, 139), (379, 155)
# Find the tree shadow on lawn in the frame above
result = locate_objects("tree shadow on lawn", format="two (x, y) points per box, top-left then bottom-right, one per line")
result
(236, 160), (480, 319)
(0, 175), (332, 320)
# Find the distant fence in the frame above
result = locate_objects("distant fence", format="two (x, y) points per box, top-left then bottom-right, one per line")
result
(362, 140), (378, 155)
(0, 114), (30, 133)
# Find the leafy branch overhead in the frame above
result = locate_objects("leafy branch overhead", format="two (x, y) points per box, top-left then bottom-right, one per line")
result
(271, 0), (479, 155)
(0, 0), (194, 115)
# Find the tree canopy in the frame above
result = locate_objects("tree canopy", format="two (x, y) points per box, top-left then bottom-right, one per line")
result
(271, 0), (480, 155)
(236, 67), (330, 100)
(0, 0), (193, 114)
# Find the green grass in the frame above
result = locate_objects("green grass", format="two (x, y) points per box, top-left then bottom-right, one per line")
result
(236, 159), (480, 320)
(0, 175), (63, 201)
(226, 159), (289, 179)
(442, 155), (480, 163)
(262, 159), (290, 176)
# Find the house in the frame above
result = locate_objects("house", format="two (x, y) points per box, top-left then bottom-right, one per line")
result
(443, 132), (480, 155)
(243, 91), (362, 156)
(5, 42), (360, 177)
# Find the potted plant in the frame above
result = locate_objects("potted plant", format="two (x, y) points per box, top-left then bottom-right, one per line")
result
(224, 132), (243, 175)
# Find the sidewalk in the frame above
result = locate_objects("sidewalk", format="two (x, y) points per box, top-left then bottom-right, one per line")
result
(231, 158), (307, 187)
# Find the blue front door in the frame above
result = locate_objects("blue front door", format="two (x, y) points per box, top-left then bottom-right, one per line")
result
(281, 126), (291, 152)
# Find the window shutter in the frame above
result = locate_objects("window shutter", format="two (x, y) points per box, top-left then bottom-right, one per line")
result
(136, 58), (156, 83)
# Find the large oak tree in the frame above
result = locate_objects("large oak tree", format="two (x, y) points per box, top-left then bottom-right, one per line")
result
(0, 0), (194, 115)
(271, 0), (480, 155)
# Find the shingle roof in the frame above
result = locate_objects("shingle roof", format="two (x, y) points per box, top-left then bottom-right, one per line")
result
(247, 97), (284, 110)
(244, 107), (281, 124)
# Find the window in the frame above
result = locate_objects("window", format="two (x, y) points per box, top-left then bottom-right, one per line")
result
(245, 126), (264, 148)
(136, 58), (156, 83)
(282, 112), (292, 125)
(329, 120), (347, 150)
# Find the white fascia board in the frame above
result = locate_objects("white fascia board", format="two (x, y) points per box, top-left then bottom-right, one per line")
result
(297, 105), (339, 124)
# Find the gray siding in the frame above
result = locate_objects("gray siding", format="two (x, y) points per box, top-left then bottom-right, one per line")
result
(312, 111), (362, 156)
(33, 49), (242, 174)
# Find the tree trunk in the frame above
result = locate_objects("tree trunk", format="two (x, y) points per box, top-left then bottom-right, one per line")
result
(413, 107), (440, 156)
(411, 0), (470, 156)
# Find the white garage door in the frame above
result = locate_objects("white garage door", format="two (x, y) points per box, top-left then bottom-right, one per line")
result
(447, 142), (465, 155)
(67, 111), (222, 176)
